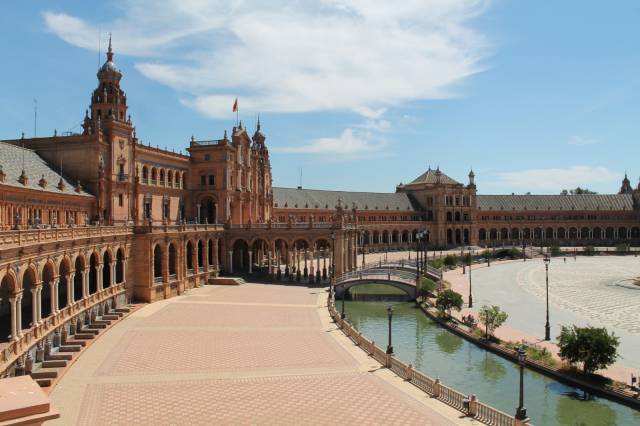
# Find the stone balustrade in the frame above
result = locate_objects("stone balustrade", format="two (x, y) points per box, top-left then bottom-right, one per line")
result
(0, 225), (133, 249)
(328, 293), (525, 426)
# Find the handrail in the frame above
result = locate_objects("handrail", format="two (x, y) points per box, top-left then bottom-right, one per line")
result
(327, 292), (520, 426)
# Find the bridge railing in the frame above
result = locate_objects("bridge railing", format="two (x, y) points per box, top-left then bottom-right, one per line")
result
(357, 258), (442, 281)
(327, 293), (521, 426)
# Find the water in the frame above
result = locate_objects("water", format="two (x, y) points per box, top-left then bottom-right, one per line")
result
(341, 299), (640, 426)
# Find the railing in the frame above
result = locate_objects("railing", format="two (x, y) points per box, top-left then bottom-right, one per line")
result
(226, 222), (338, 230)
(0, 225), (134, 249)
(328, 292), (519, 426)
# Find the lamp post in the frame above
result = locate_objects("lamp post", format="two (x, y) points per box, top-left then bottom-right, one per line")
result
(515, 346), (528, 421)
(544, 254), (551, 341)
(468, 249), (473, 308)
(461, 246), (465, 274)
(341, 284), (346, 319)
(386, 305), (394, 354)
(330, 232), (336, 297)
(523, 238), (526, 262)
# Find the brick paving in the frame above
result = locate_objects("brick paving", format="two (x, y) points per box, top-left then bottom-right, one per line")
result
(50, 283), (472, 425)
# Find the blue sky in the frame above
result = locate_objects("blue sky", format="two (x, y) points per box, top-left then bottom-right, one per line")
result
(1, 1), (639, 194)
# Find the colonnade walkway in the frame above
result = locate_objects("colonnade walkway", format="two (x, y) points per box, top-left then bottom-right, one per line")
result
(49, 283), (473, 425)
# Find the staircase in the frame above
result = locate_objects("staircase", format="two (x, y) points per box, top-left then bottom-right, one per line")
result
(27, 304), (137, 389)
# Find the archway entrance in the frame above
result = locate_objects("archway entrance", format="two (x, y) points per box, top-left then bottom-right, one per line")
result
(0, 275), (15, 342)
(201, 197), (217, 224)
(232, 239), (250, 273)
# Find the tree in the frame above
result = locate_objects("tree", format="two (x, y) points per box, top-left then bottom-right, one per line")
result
(478, 305), (509, 339)
(443, 255), (458, 268)
(549, 245), (561, 257)
(435, 289), (463, 316)
(561, 187), (597, 195)
(417, 276), (437, 299)
(557, 325), (620, 375)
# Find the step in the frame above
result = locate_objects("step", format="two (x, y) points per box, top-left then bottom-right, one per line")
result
(42, 360), (67, 368)
(86, 323), (107, 329)
(35, 378), (52, 388)
(45, 353), (73, 361)
(31, 369), (58, 379)
(63, 339), (86, 347)
(58, 345), (82, 353)
(93, 320), (111, 326)
(73, 333), (95, 340)
(76, 328), (100, 335)
(115, 308), (130, 313)
(102, 315), (120, 320)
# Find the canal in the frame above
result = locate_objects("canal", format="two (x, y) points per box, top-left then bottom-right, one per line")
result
(340, 298), (640, 425)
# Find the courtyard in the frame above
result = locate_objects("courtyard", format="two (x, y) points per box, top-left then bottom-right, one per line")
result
(49, 283), (470, 425)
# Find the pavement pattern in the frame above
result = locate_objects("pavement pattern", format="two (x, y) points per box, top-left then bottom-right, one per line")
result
(50, 283), (474, 425)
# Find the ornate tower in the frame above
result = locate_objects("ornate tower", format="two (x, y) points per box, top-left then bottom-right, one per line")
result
(619, 173), (632, 194)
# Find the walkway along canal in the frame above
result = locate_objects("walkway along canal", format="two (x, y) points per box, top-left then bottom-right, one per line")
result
(338, 297), (640, 426)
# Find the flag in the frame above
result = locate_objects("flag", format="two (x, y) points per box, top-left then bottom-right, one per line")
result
(232, 98), (238, 113)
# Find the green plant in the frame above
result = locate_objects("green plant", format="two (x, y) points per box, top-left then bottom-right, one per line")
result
(481, 249), (493, 259)
(435, 289), (463, 316)
(557, 325), (619, 375)
(417, 276), (437, 299)
(430, 258), (444, 269)
(443, 255), (458, 268)
(550, 245), (561, 257)
(615, 243), (629, 254)
(583, 245), (595, 256)
(477, 305), (508, 339)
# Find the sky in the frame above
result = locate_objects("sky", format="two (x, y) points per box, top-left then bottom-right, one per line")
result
(1, 1), (639, 195)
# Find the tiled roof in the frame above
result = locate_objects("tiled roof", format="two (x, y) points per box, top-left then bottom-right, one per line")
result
(408, 168), (460, 185)
(0, 141), (92, 197)
(477, 194), (633, 211)
(273, 187), (417, 211)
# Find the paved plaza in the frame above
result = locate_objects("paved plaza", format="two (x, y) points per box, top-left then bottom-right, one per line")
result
(449, 256), (640, 373)
(50, 283), (472, 425)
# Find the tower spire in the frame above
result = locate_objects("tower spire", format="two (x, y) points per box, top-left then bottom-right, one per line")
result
(107, 32), (113, 62)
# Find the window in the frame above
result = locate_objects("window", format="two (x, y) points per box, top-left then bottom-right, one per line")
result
(119, 164), (124, 176)
(204, 154), (211, 161)
(208, 175), (215, 186)
(200, 175), (206, 186)
(118, 193), (124, 207)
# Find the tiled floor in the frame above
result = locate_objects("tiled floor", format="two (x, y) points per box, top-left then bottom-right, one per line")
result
(50, 283), (469, 425)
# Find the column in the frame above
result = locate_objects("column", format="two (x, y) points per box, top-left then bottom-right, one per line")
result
(111, 263), (117, 286)
(67, 273), (74, 305)
(268, 250), (272, 275)
(51, 279), (59, 313)
(31, 284), (40, 327)
(248, 250), (253, 274)
(228, 250), (233, 274)
(196, 204), (201, 223)
(213, 239), (219, 271)
(82, 269), (89, 299)
(9, 297), (17, 341)
(97, 264), (104, 291)
(16, 293), (23, 337)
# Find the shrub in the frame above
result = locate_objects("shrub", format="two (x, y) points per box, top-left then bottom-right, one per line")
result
(557, 325), (619, 375)
(550, 245), (561, 257)
(583, 245), (595, 256)
(443, 255), (458, 268)
(615, 243), (629, 254)
(478, 305), (508, 339)
(418, 276), (437, 299)
(435, 289), (463, 316)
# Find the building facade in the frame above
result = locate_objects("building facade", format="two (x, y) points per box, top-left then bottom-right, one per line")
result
(0, 41), (638, 376)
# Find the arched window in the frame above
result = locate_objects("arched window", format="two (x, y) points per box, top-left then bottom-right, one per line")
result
(169, 244), (177, 276)
(186, 241), (194, 271)
(153, 245), (163, 281)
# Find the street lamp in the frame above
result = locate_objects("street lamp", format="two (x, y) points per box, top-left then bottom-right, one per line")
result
(515, 346), (528, 421)
(330, 232), (336, 297)
(341, 285), (346, 319)
(386, 305), (394, 354)
(468, 249), (473, 308)
(544, 254), (551, 341)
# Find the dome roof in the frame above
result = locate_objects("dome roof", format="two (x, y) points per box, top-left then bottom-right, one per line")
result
(100, 60), (120, 74)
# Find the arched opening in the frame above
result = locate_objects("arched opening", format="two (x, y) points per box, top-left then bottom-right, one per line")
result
(41, 263), (54, 319)
(618, 227), (627, 240)
(21, 268), (36, 331)
(167, 170), (173, 187)
(454, 211), (461, 222)
(511, 228), (520, 241)
(89, 253), (99, 294)
(142, 166), (148, 181)
(490, 228), (498, 240)
(159, 169), (165, 186)
(169, 243), (177, 276)
(373, 231), (380, 246)
(446, 211), (453, 222)
(569, 227), (578, 239)
(501, 228), (509, 240)
(186, 241), (194, 272)
(207, 240), (214, 269)
(401, 230), (409, 244)
(292, 239), (310, 278)
(151, 167), (157, 184)
(447, 229), (453, 245)
(74, 256), (85, 302)
(382, 230), (390, 245)
(455, 229), (461, 244)
(534, 227), (542, 240)
(593, 227), (602, 239)
(58, 259), (70, 308)
(523, 228), (531, 240)
(545, 227), (554, 240)
(251, 238), (269, 275)
(581, 227), (590, 240)
(116, 249), (124, 283)
(103, 251), (112, 288)
(463, 229), (470, 244)
(0, 275), (15, 342)
(197, 240), (204, 271)
(479, 228), (487, 241)
(153, 244), (163, 281)
(274, 239), (289, 277)
(557, 228), (566, 240)
(391, 230), (399, 244)
(632, 227), (640, 239)
(201, 197), (216, 224)
(232, 239), (250, 273)
(605, 227), (614, 240)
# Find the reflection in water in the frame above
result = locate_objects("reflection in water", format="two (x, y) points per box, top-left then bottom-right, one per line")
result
(435, 330), (463, 354)
(477, 352), (506, 383)
(555, 394), (618, 426)
(343, 300), (640, 426)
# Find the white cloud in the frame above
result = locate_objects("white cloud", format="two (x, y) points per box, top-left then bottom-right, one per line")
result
(42, 0), (490, 119)
(496, 166), (618, 192)
(569, 135), (597, 146)
(275, 128), (386, 156)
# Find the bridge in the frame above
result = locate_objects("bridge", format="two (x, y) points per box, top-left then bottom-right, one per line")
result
(334, 260), (442, 300)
